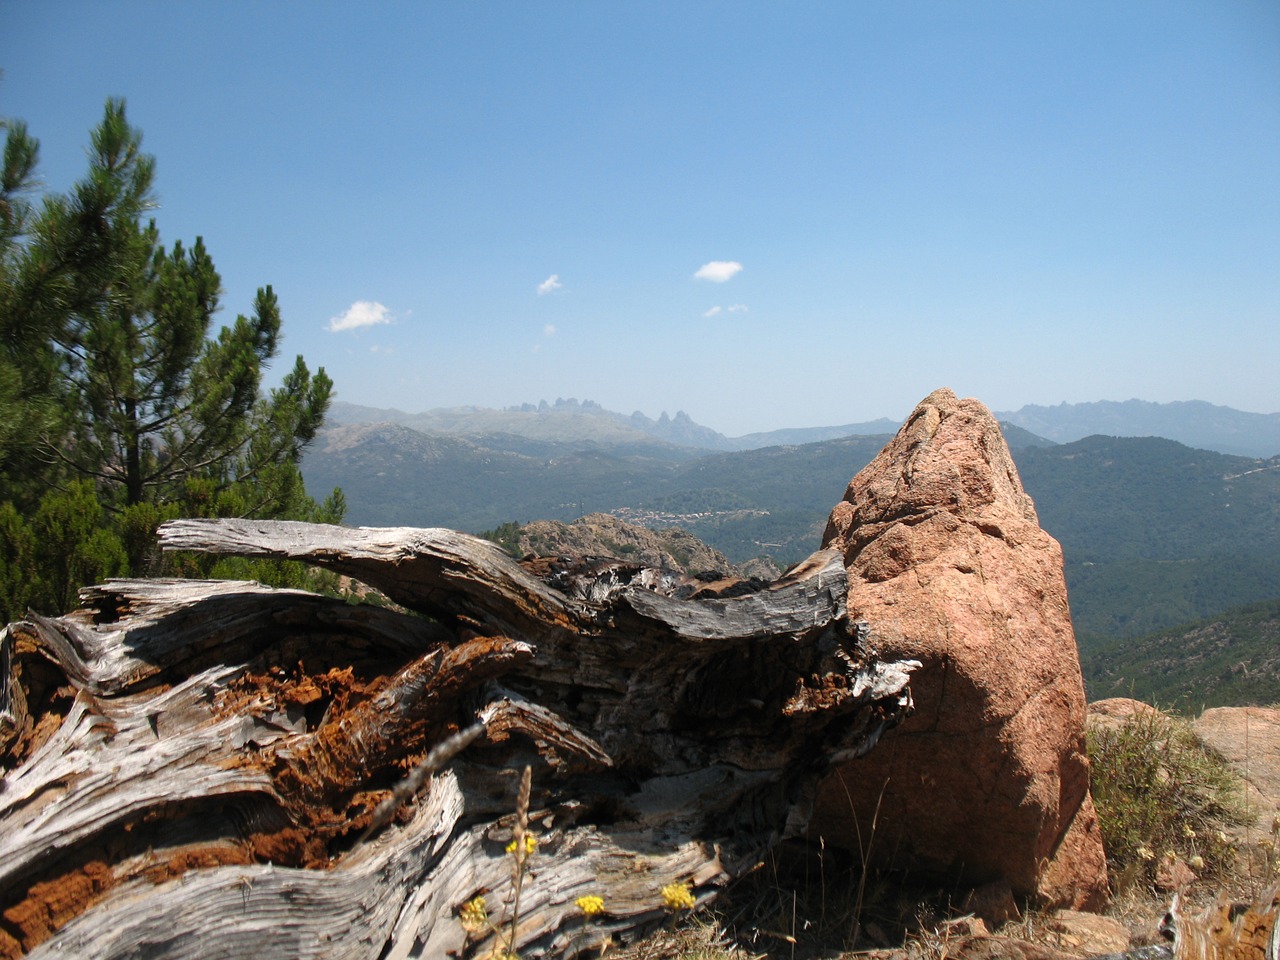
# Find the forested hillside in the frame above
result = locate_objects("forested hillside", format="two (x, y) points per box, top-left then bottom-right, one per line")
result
(1081, 598), (1280, 710)
(304, 422), (1280, 651)
(1011, 437), (1280, 641)
(305, 424), (893, 563)
(1014, 436), (1280, 561)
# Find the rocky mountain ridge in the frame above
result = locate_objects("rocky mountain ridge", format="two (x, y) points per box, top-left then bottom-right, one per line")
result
(329, 396), (1280, 458)
(328, 397), (906, 453)
(998, 398), (1280, 459)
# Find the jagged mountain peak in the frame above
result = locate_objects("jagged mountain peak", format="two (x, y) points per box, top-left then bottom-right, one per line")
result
(327, 396), (1278, 458)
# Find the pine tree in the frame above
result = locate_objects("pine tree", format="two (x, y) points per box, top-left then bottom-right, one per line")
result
(0, 115), (59, 494)
(0, 99), (341, 613)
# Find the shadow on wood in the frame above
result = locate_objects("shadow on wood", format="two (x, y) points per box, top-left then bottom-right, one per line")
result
(0, 519), (915, 959)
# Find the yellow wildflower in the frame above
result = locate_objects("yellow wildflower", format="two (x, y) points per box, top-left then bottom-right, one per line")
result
(660, 881), (696, 912)
(1182, 824), (1197, 839)
(1136, 846), (1156, 862)
(576, 894), (605, 916)
(459, 895), (488, 933)
(506, 834), (538, 856)
(1189, 855), (1205, 870)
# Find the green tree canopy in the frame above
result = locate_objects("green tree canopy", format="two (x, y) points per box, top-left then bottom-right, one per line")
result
(0, 99), (341, 618)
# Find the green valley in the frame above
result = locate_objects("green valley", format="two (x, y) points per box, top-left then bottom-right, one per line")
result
(304, 418), (1280, 677)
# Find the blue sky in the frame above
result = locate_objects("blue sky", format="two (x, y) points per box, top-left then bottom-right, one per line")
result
(3, 2), (1277, 435)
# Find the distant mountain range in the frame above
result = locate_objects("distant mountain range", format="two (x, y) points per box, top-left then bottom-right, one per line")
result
(328, 396), (1280, 458)
(304, 397), (1280, 661)
(994, 399), (1280, 459)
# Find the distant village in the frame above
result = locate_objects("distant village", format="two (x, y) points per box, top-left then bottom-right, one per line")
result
(607, 505), (771, 529)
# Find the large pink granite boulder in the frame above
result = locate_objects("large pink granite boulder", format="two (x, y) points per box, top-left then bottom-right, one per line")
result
(812, 388), (1108, 909)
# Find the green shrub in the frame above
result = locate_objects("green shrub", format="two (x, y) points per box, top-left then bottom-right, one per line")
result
(479, 521), (524, 557)
(1087, 706), (1247, 892)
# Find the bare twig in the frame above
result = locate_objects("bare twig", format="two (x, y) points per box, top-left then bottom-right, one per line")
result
(356, 722), (486, 844)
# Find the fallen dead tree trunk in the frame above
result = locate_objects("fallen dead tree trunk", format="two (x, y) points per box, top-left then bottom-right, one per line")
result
(0, 519), (915, 959)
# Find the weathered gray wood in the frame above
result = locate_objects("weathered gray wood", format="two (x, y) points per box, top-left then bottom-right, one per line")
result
(1, 519), (917, 959)
(157, 519), (581, 636)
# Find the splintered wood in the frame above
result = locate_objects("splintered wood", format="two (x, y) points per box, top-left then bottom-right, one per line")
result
(0, 519), (915, 959)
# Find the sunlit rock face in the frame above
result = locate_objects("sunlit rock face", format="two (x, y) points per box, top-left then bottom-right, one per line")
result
(812, 387), (1108, 910)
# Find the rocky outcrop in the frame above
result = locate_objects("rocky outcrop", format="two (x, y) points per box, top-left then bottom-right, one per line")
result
(811, 388), (1108, 909)
(1193, 706), (1280, 839)
(518, 512), (781, 579)
(1044, 910), (1132, 955)
(1087, 697), (1165, 734)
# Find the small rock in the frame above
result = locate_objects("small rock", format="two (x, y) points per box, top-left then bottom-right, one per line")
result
(1193, 706), (1280, 839)
(1155, 856), (1197, 892)
(938, 915), (991, 939)
(1045, 908), (1131, 955)
(1087, 698), (1164, 732)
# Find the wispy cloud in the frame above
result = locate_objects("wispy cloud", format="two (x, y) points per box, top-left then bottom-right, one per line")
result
(703, 303), (748, 319)
(694, 260), (743, 283)
(537, 274), (562, 295)
(327, 300), (393, 332)
(533, 322), (558, 353)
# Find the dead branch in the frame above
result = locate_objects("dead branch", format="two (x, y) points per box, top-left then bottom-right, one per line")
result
(0, 519), (916, 959)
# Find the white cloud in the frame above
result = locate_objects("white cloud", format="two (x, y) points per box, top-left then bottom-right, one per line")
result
(544, 323), (558, 336)
(537, 274), (562, 295)
(327, 300), (393, 332)
(694, 260), (743, 283)
(703, 304), (747, 319)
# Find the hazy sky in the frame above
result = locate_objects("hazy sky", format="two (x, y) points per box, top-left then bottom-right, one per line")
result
(4, 2), (1277, 435)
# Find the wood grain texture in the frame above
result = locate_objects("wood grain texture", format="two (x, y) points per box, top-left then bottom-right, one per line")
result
(1, 519), (916, 958)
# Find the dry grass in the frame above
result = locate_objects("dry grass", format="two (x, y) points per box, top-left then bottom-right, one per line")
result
(610, 918), (761, 960)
